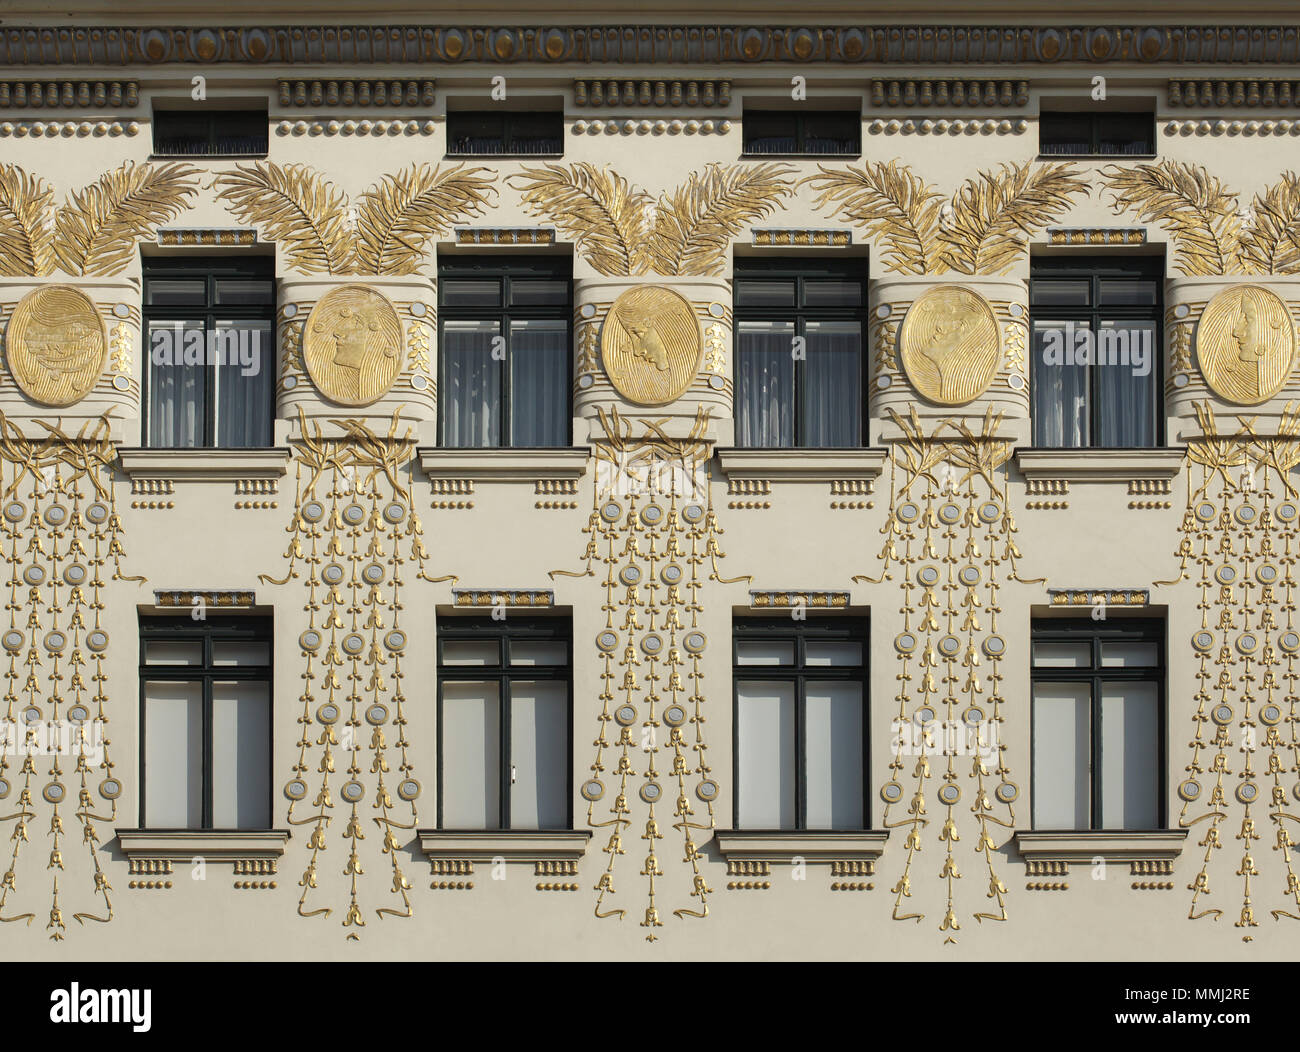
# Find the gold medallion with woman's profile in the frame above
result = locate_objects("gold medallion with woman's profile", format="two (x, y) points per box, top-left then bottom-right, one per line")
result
(600, 285), (702, 407)
(898, 285), (1000, 406)
(1196, 285), (1294, 406)
(303, 285), (404, 407)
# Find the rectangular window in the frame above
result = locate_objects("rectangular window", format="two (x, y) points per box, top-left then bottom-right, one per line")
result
(447, 110), (563, 156)
(143, 257), (275, 449)
(742, 109), (860, 156)
(733, 618), (868, 830)
(1030, 618), (1164, 831)
(1039, 110), (1154, 157)
(437, 617), (571, 830)
(140, 616), (272, 830)
(1030, 256), (1163, 449)
(733, 261), (866, 448)
(152, 107), (268, 157)
(438, 258), (571, 448)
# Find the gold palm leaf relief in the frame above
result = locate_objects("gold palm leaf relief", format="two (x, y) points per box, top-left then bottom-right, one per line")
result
(51, 161), (200, 276)
(212, 162), (355, 275)
(509, 162), (651, 276)
(1100, 160), (1244, 276)
(1239, 171), (1300, 275)
(803, 160), (944, 275)
(0, 164), (55, 277)
(354, 163), (498, 275)
(939, 161), (1090, 275)
(645, 162), (795, 276)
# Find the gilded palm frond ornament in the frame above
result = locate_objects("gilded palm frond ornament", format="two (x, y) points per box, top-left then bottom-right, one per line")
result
(1158, 401), (1300, 940)
(509, 162), (795, 276)
(214, 161), (497, 275)
(0, 161), (199, 277)
(856, 407), (1033, 939)
(805, 159), (1089, 275)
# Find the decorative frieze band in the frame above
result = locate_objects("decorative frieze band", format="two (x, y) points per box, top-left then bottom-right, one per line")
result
(868, 117), (1028, 136)
(158, 228), (258, 247)
(571, 117), (729, 136)
(0, 119), (139, 137)
(574, 79), (730, 107)
(750, 590), (850, 609)
(452, 589), (555, 608)
(455, 227), (554, 246)
(275, 118), (436, 136)
(1164, 118), (1300, 136)
(277, 79), (435, 107)
(6, 25), (1300, 67)
(154, 589), (257, 609)
(1048, 227), (1146, 247)
(0, 80), (138, 107)
(1048, 588), (1149, 607)
(870, 79), (1029, 107)
(753, 228), (851, 247)
(1168, 79), (1300, 107)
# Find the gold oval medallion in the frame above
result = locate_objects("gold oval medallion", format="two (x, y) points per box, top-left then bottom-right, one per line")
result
(1196, 284), (1295, 406)
(303, 285), (403, 407)
(600, 285), (702, 407)
(6, 286), (106, 407)
(898, 285), (1000, 406)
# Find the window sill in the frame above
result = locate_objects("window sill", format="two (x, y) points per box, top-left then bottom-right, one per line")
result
(117, 447), (291, 483)
(715, 447), (886, 483)
(1014, 447), (1183, 484)
(713, 830), (889, 861)
(417, 446), (589, 482)
(1013, 830), (1187, 863)
(417, 830), (591, 861)
(116, 829), (289, 862)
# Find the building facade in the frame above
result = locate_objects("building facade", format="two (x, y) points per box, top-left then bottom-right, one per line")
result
(0, 1), (1298, 960)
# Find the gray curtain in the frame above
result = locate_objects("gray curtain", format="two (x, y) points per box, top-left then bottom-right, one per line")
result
(1032, 320), (1088, 447)
(215, 320), (273, 448)
(442, 320), (501, 447)
(803, 320), (860, 447)
(147, 320), (205, 448)
(509, 319), (568, 447)
(736, 321), (794, 447)
(1095, 320), (1157, 447)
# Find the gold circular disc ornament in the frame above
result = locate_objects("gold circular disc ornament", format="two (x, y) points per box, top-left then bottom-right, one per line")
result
(898, 285), (1000, 406)
(6, 285), (106, 407)
(1195, 284), (1295, 405)
(303, 284), (404, 407)
(600, 285), (702, 407)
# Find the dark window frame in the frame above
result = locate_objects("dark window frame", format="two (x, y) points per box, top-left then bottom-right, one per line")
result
(732, 257), (868, 448)
(142, 255), (276, 449)
(1038, 110), (1155, 158)
(151, 107), (269, 158)
(732, 616), (870, 831)
(138, 614), (274, 831)
(446, 110), (564, 157)
(435, 615), (574, 831)
(436, 255), (573, 448)
(1030, 616), (1167, 832)
(1029, 255), (1165, 450)
(741, 108), (862, 157)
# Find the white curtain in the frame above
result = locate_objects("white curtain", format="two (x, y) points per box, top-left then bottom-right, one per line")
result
(804, 320), (861, 447)
(441, 320), (501, 447)
(509, 319), (568, 447)
(736, 321), (794, 447)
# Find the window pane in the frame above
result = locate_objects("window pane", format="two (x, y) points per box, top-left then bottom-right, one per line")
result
(801, 111), (860, 155)
(214, 278), (274, 306)
(144, 680), (203, 828)
(213, 320), (274, 447)
(509, 318), (567, 447)
(146, 279), (207, 307)
(743, 112), (797, 154)
(734, 279), (795, 308)
(211, 640), (271, 666)
(1030, 280), (1091, 308)
(441, 639), (500, 666)
(1100, 681), (1159, 829)
(441, 280), (501, 308)
(1097, 113), (1153, 156)
(736, 320), (794, 447)
(1099, 279), (1158, 307)
(441, 682), (501, 828)
(805, 641), (863, 667)
(448, 113), (506, 155)
(1100, 641), (1159, 667)
(211, 680), (271, 829)
(1094, 320), (1157, 447)
(509, 680), (567, 830)
(805, 681), (864, 829)
(1032, 641), (1091, 668)
(804, 320), (860, 447)
(509, 640), (567, 666)
(509, 280), (567, 306)
(1031, 682), (1090, 830)
(505, 113), (563, 155)
(147, 320), (206, 448)
(803, 279), (862, 307)
(1039, 113), (1093, 156)
(737, 680), (796, 828)
(144, 640), (203, 665)
(441, 319), (501, 447)
(1032, 319), (1089, 448)
(736, 640), (793, 666)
